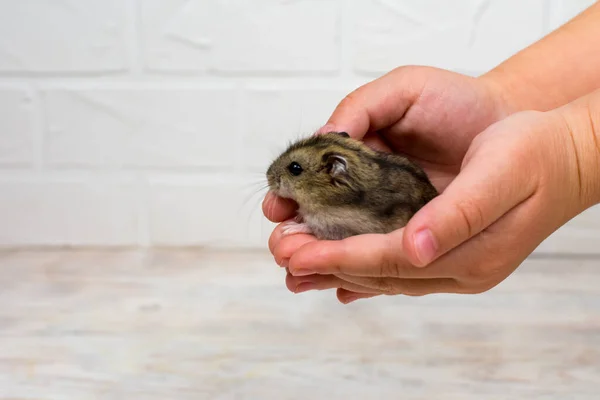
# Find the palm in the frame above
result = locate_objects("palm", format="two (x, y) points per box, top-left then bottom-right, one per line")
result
(359, 68), (507, 193)
(362, 130), (460, 193)
(264, 66), (508, 221)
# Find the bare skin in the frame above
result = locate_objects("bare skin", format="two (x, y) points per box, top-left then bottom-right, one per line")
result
(263, 2), (600, 303)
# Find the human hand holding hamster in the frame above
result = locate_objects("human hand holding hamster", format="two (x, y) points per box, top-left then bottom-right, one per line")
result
(265, 66), (512, 225)
(264, 65), (519, 301)
(265, 72), (600, 303)
(264, 4), (600, 303)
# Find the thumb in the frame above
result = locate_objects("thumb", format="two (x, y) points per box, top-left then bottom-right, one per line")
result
(402, 140), (538, 267)
(315, 67), (423, 139)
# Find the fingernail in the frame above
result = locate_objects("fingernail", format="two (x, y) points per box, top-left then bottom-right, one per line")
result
(294, 282), (316, 293)
(413, 229), (437, 266)
(342, 295), (360, 304)
(280, 258), (289, 268)
(291, 268), (313, 277)
(315, 124), (335, 135)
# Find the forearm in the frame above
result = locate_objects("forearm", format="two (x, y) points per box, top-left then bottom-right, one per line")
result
(481, 1), (600, 113)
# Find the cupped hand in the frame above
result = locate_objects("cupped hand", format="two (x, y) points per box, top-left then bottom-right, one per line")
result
(263, 66), (512, 222)
(263, 65), (517, 301)
(269, 106), (594, 303)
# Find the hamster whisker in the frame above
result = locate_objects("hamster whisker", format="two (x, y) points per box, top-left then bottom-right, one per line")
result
(236, 184), (270, 240)
(237, 182), (269, 219)
(239, 186), (267, 212)
(241, 179), (267, 189)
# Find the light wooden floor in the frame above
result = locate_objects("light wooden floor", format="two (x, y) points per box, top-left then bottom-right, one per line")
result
(0, 249), (599, 399)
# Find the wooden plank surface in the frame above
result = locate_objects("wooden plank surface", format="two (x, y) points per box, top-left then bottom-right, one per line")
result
(0, 249), (599, 399)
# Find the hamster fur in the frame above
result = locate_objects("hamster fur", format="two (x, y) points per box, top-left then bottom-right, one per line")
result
(266, 131), (438, 240)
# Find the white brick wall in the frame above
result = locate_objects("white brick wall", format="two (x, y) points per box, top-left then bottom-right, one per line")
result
(0, 0), (598, 253)
(43, 87), (239, 168)
(0, 88), (36, 166)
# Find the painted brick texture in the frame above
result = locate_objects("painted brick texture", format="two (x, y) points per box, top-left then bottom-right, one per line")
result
(0, 0), (598, 252)
(140, 0), (340, 73)
(42, 88), (239, 169)
(0, 1), (127, 73)
(0, 88), (36, 166)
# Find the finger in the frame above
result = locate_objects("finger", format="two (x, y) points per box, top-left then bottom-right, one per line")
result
(336, 289), (380, 304)
(287, 230), (454, 278)
(334, 272), (458, 293)
(295, 182), (545, 293)
(402, 128), (539, 267)
(270, 222), (317, 265)
(285, 272), (381, 294)
(262, 192), (297, 223)
(360, 131), (394, 152)
(417, 188), (550, 290)
(336, 274), (461, 296)
(287, 267), (461, 296)
(318, 67), (424, 139)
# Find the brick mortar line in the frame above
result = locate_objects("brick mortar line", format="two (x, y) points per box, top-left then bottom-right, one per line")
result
(0, 68), (488, 86)
(0, 170), (268, 183)
(126, 0), (143, 75)
(0, 244), (597, 256)
(30, 84), (45, 171)
(0, 77), (375, 88)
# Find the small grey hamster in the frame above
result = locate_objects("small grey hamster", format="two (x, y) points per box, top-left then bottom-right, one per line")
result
(266, 131), (438, 240)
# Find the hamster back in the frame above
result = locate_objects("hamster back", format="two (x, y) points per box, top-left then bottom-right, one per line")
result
(266, 132), (438, 240)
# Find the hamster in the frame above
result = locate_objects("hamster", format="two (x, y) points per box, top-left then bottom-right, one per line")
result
(266, 131), (438, 240)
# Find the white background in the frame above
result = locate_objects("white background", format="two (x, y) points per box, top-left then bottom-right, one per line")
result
(0, 0), (598, 253)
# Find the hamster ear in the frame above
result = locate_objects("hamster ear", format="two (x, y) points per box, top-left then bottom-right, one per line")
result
(335, 131), (350, 138)
(324, 153), (348, 178)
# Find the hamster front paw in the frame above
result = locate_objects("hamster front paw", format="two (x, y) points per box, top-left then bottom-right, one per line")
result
(280, 220), (313, 237)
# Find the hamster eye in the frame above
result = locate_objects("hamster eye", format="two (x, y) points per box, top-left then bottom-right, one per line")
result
(287, 162), (303, 176)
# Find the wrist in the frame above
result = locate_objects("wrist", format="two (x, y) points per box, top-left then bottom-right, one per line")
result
(477, 70), (525, 120)
(477, 60), (561, 121)
(553, 89), (600, 210)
